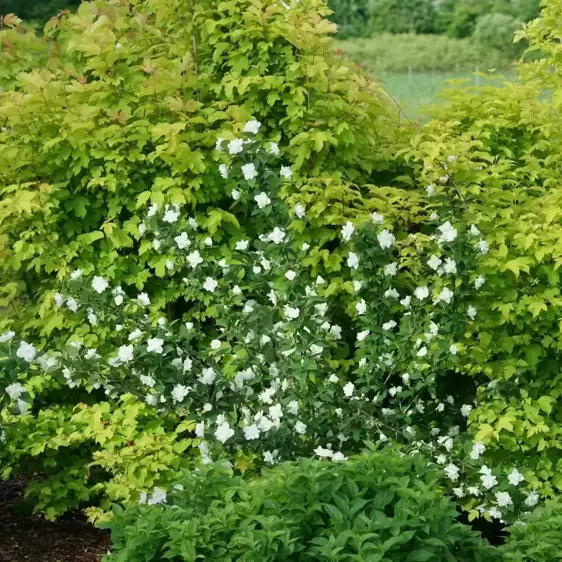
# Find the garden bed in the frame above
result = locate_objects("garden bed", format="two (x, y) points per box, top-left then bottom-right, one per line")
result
(0, 480), (110, 562)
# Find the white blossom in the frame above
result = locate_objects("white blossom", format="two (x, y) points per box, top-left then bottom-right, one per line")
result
(6, 383), (25, 400)
(199, 368), (217, 385)
(216, 137), (225, 151)
(377, 229), (395, 249)
(437, 221), (457, 243)
(382, 320), (397, 331)
(414, 286), (429, 300)
(294, 204), (306, 218)
(347, 252), (359, 269)
(443, 258), (457, 274)
(280, 166), (293, 179)
(310, 344), (323, 356)
(147, 204), (158, 217)
(507, 469), (525, 486)
(295, 421), (307, 434)
(0, 330), (15, 343)
(495, 491), (513, 508)
(70, 269), (83, 280)
(426, 184), (435, 196)
(341, 221), (355, 241)
(400, 295), (411, 308)
(148, 487), (167, 506)
(470, 224), (481, 236)
(474, 275), (485, 289)
(384, 288), (399, 299)
(175, 232), (190, 250)
(163, 206), (180, 223)
(269, 142), (280, 156)
(267, 227), (286, 244)
(384, 263), (398, 276)
(171, 384), (189, 403)
(195, 422), (205, 438)
(314, 446), (334, 458)
(244, 120), (261, 134)
(285, 270), (296, 281)
(343, 382), (355, 397)
(461, 404), (472, 417)
(284, 306), (300, 320)
(480, 466), (498, 489)
(16, 341), (36, 362)
(357, 330), (370, 342)
(118, 345), (134, 363)
(468, 305), (477, 319)
(242, 163), (258, 181)
(524, 491), (539, 507)
(231, 189), (240, 200)
(478, 240), (490, 254)
(215, 422), (235, 443)
(371, 212), (384, 224)
(203, 277), (218, 292)
(438, 287), (454, 304)
(152, 239), (161, 251)
(332, 452), (347, 462)
(137, 293), (150, 307)
(427, 255), (442, 270)
(417, 346), (428, 358)
(355, 299), (367, 315)
(243, 424), (260, 440)
(470, 442), (486, 460)
(228, 138), (244, 154)
(444, 464), (460, 481)
(92, 276), (109, 293)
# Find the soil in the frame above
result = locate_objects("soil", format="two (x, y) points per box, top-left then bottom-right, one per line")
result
(0, 480), (111, 562)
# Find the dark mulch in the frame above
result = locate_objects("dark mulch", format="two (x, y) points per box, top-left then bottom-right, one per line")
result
(0, 480), (111, 562)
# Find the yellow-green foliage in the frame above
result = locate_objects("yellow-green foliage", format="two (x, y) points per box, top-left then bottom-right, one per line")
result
(0, 0), (407, 341)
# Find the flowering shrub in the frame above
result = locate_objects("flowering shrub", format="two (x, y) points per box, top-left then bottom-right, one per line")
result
(0, 131), (541, 524)
(103, 452), (499, 562)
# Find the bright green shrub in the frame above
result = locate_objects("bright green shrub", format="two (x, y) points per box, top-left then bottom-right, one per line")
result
(502, 499), (562, 561)
(473, 13), (524, 58)
(326, 0), (370, 38)
(335, 33), (510, 73)
(103, 452), (498, 562)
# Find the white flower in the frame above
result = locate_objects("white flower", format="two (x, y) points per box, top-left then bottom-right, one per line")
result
(243, 424), (260, 440)
(198, 367), (217, 385)
(328, 374), (339, 383)
(436, 454), (447, 465)
(301, 243), (310, 251)
(285, 270), (296, 281)
(438, 287), (454, 304)
(507, 469), (525, 486)
(204, 237), (213, 247)
(470, 224), (481, 236)
(148, 487), (167, 505)
(384, 263), (398, 276)
(244, 120), (261, 134)
(228, 138), (244, 154)
(347, 252), (359, 269)
(210, 339), (221, 351)
(216, 137), (225, 151)
(480, 466), (498, 490)
(417, 346), (428, 358)
(294, 204), (306, 218)
(242, 163), (258, 181)
(426, 184), (435, 196)
(263, 450), (278, 464)
(470, 442), (486, 460)
(495, 491), (513, 508)
(171, 384), (189, 403)
(0, 330), (15, 343)
(118, 345), (134, 363)
(231, 189), (240, 200)
(437, 221), (457, 243)
(371, 212), (384, 224)
(400, 295), (411, 308)
(314, 446), (334, 458)
(524, 491), (539, 507)
(330, 325), (342, 339)
(310, 344), (323, 356)
(287, 400), (299, 415)
(414, 286), (429, 300)
(284, 306), (300, 320)
(478, 240), (489, 254)
(444, 464), (460, 481)
(382, 320), (397, 331)
(468, 305), (477, 320)
(138, 222), (146, 235)
(474, 275), (485, 289)
(332, 452), (347, 462)
(137, 293), (150, 306)
(267, 227), (286, 244)
(6, 383), (25, 400)
(128, 329), (143, 341)
(377, 229), (395, 249)
(295, 421), (307, 434)
(443, 258), (457, 275)
(146, 338), (164, 354)
(450, 344), (459, 355)
(388, 386), (402, 397)
(147, 203), (158, 217)
(353, 281), (362, 292)
(174, 232), (190, 250)
(92, 276), (109, 293)
(429, 212), (438, 220)
(269, 142), (280, 156)
(70, 269), (83, 280)
(152, 239), (161, 251)
(114, 294), (124, 306)
(357, 330), (370, 342)
(314, 302), (328, 316)
(54, 293), (65, 307)
(280, 166), (293, 179)
(343, 382), (355, 397)
(316, 275), (325, 285)
(140, 375), (156, 388)
(355, 299), (367, 315)
(195, 422), (205, 438)
(203, 277), (218, 292)
(163, 206), (180, 223)
(16, 341), (36, 362)
(461, 404), (472, 417)
(427, 255), (442, 270)
(384, 288), (399, 299)
(341, 221), (355, 241)
(235, 239), (249, 252)
(215, 421), (234, 443)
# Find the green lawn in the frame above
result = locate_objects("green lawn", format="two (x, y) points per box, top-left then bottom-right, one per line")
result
(373, 69), (519, 121)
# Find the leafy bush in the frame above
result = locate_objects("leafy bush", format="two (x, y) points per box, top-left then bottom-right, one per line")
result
(335, 34), (510, 73)
(369, 0), (438, 35)
(502, 500), (562, 561)
(327, 0), (370, 38)
(103, 452), (498, 562)
(473, 13), (524, 58)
